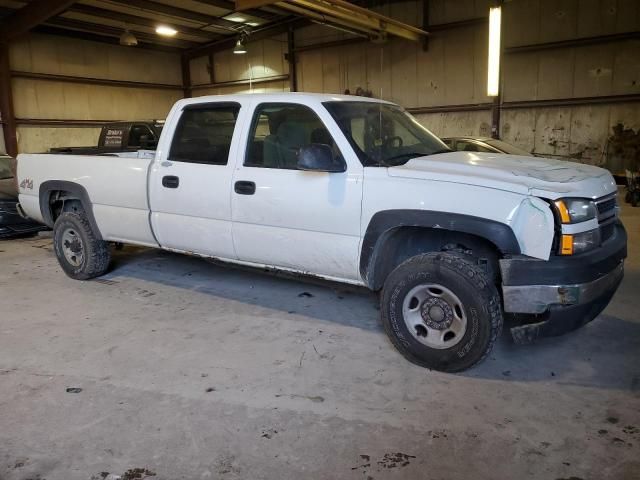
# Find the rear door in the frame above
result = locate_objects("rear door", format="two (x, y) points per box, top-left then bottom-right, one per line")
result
(148, 101), (243, 259)
(231, 101), (363, 281)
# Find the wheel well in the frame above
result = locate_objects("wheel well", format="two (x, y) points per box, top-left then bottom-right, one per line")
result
(366, 226), (503, 290)
(48, 190), (84, 223)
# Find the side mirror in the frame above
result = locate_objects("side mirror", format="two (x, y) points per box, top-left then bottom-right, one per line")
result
(297, 144), (346, 173)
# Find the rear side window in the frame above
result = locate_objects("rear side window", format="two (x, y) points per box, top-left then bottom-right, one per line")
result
(169, 103), (240, 165)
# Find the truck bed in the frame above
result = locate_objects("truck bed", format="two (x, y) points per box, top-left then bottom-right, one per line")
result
(17, 152), (157, 246)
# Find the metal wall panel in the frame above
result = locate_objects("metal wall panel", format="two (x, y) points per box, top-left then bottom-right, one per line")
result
(8, 33), (183, 153)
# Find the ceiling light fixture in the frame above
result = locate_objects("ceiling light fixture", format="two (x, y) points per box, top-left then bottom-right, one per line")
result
(225, 15), (247, 23)
(119, 28), (138, 46)
(233, 37), (247, 54)
(156, 25), (178, 36)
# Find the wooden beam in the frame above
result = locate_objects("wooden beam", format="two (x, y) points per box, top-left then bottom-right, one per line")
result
(191, 73), (288, 89)
(235, 0), (280, 10)
(33, 25), (184, 53)
(0, 0), (75, 41)
(283, 0), (427, 41)
(193, 0), (281, 20)
(286, 25), (296, 92)
(68, 4), (222, 40)
(504, 31), (640, 54)
(0, 42), (17, 156)
(11, 71), (182, 90)
(292, 36), (366, 53)
(181, 55), (192, 98)
(45, 17), (201, 49)
(185, 16), (306, 59)
(15, 118), (121, 127)
(108, 0), (237, 32)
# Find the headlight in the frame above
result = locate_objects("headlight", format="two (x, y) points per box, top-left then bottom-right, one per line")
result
(560, 228), (601, 255)
(554, 198), (597, 223)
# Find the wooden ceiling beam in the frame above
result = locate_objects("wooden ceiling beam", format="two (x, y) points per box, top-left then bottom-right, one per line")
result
(0, 0), (76, 41)
(107, 0), (238, 32)
(68, 4), (222, 40)
(184, 16), (306, 58)
(33, 25), (183, 53)
(46, 16), (201, 49)
(192, 0), (280, 20)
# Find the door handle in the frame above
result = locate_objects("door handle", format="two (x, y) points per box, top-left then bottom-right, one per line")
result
(162, 175), (179, 188)
(234, 181), (256, 195)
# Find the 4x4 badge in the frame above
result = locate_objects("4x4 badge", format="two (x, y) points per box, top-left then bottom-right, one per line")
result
(19, 178), (33, 190)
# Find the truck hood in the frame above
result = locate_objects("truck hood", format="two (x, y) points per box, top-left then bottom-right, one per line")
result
(386, 151), (617, 200)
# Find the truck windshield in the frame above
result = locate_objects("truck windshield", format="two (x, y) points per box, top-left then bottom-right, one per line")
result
(323, 101), (450, 166)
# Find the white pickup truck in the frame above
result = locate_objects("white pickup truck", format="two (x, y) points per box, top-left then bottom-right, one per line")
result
(17, 93), (627, 372)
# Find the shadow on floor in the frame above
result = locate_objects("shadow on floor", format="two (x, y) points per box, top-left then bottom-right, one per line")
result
(106, 245), (381, 330)
(107, 246), (640, 391)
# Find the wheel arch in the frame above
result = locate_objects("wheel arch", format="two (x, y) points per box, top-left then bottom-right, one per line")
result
(39, 180), (102, 240)
(360, 210), (521, 290)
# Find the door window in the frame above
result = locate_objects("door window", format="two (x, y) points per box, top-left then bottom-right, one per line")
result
(169, 104), (241, 165)
(245, 103), (342, 169)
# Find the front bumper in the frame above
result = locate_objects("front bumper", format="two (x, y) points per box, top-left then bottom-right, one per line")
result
(500, 221), (627, 343)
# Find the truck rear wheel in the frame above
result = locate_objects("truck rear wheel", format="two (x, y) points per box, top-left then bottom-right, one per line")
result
(53, 211), (110, 280)
(381, 252), (502, 372)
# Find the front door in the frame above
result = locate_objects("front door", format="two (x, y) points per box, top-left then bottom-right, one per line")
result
(231, 101), (364, 282)
(149, 101), (244, 259)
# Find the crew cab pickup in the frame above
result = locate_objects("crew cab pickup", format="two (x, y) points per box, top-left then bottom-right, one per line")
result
(48, 121), (163, 155)
(17, 93), (626, 372)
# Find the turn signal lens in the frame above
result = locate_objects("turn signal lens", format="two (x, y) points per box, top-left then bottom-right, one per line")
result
(555, 200), (571, 224)
(561, 235), (574, 255)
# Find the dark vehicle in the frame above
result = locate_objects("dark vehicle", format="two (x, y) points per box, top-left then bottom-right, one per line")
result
(442, 136), (531, 155)
(0, 155), (47, 238)
(49, 120), (164, 155)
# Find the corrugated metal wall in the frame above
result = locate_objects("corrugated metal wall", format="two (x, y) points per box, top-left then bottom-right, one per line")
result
(292, 0), (640, 167)
(9, 33), (182, 153)
(189, 34), (289, 95)
(6, 0), (639, 168)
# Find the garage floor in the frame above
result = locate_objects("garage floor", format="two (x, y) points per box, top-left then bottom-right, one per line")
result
(1, 198), (638, 480)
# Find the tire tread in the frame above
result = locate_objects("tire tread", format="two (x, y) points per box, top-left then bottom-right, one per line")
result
(381, 252), (503, 372)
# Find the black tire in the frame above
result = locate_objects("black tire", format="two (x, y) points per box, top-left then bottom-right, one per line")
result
(380, 252), (503, 372)
(53, 211), (110, 280)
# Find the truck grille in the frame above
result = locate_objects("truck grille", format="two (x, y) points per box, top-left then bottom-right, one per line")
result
(595, 193), (618, 243)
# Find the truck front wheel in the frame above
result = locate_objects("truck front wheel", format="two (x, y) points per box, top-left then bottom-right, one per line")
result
(381, 252), (502, 372)
(53, 211), (111, 280)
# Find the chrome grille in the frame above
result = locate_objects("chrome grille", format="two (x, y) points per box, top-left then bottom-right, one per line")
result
(595, 193), (618, 242)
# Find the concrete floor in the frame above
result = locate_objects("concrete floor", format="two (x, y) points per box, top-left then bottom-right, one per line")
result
(1, 199), (638, 480)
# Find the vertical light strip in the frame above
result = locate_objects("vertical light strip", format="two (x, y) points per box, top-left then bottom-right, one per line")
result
(487, 6), (502, 96)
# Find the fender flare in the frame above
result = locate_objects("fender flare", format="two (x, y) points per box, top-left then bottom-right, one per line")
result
(39, 180), (102, 240)
(360, 209), (521, 289)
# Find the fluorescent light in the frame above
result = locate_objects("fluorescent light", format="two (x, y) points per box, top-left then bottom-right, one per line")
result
(225, 15), (247, 23)
(156, 25), (177, 36)
(487, 6), (501, 96)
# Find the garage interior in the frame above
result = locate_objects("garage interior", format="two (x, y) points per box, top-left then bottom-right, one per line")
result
(0, 0), (639, 479)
